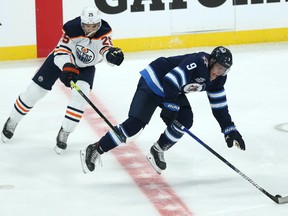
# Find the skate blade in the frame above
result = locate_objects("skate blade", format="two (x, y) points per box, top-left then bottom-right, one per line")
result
(1, 132), (9, 143)
(146, 153), (162, 175)
(54, 146), (64, 154)
(80, 150), (89, 174)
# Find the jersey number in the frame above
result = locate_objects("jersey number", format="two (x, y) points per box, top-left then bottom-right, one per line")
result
(186, 63), (197, 70)
(62, 33), (70, 44)
(102, 36), (113, 46)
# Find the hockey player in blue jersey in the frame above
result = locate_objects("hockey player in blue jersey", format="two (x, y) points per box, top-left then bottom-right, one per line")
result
(1, 6), (124, 154)
(80, 46), (245, 174)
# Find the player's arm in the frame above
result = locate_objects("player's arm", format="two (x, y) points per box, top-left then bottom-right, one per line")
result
(160, 78), (179, 126)
(53, 30), (76, 70)
(207, 87), (245, 150)
(54, 30), (79, 87)
(99, 34), (124, 66)
(160, 63), (189, 125)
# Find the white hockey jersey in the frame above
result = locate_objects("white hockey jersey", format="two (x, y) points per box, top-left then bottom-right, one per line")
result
(53, 17), (113, 70)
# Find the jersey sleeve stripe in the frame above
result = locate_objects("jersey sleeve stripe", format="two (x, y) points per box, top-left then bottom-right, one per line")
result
(173, 67), (187, 86)
(54, 48), (72, 54)
(165, 73), (180, 89)
(207, 90), (226, 98)
(140, 66), (164, 97)
(210, 101), (228, 109)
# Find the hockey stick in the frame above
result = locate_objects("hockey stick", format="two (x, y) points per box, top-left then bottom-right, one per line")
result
(173, 121), (288, 204)
(70, 81), (126, 142)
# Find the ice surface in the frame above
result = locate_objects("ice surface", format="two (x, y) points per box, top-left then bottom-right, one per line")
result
(1, 43), (288, 216)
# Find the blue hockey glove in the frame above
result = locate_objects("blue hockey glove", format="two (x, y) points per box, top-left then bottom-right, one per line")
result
(160, 102), (180, 126)
(223, 126), (245, 150)
(60, 63), (79, 87)
(105, 47), (124, 66)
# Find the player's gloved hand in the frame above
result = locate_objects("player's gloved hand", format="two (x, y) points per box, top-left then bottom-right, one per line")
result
(60, 63), (80, 87)
(160, 100), (180, 126)
(105, 47), (124, 66)
(223, 126), (245, 150)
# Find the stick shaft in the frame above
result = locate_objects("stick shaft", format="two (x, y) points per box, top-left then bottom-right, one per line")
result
(174, 121), (280, 204)
(70, 81), (126, 142)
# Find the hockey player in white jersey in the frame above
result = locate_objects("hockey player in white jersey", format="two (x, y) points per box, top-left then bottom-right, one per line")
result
(1, 6), (124, 154)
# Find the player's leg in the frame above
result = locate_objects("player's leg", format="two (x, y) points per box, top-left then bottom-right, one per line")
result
(55, 66), (95, 154)
(1, 54), (58, 142)
(147, 95), (193, 174)
(80, 116), (146, 173)
(80, 77), (160, 173)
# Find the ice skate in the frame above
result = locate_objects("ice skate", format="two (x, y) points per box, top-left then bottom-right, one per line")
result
(1, 118), (17, 143)
(146, 142), (166, 174)
(80, 142), (103, 174)
(54, 127), (70, 154)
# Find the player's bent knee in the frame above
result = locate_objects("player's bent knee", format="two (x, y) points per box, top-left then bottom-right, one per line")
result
(76, 80), (90, 94)
(124, 127), (143, 143)
(116, 117), (146, 143)
(71, 80), (90, 103)
(22, 81), (49, 105)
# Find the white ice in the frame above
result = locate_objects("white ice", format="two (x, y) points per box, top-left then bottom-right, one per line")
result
(0, 43), (288, 216)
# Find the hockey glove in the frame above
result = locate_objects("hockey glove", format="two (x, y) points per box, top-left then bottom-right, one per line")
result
(160, 101), (180, 126)
(223, 126), (245, 150)
(60, 63), (80, 87)
(105, 47), (124, 66)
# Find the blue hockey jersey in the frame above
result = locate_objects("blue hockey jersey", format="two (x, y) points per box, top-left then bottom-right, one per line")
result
(140, 52), (234, 131)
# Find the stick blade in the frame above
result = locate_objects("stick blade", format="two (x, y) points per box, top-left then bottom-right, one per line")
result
(277, 195), (288, 204)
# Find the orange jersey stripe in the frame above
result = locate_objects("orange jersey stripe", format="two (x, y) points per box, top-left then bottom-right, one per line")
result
(54, 48), (71, 54)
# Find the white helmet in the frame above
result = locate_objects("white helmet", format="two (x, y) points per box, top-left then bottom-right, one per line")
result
(80, 6), (101, 36)
(81, 6), (101, 25)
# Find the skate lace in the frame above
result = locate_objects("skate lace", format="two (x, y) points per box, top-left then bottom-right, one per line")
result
(6, 119), (17, 133)
(154, 144), (165, 162)
(91, 150), (103, 167)
(59, 130), (69, 143)
(158, 151), (165, 162)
